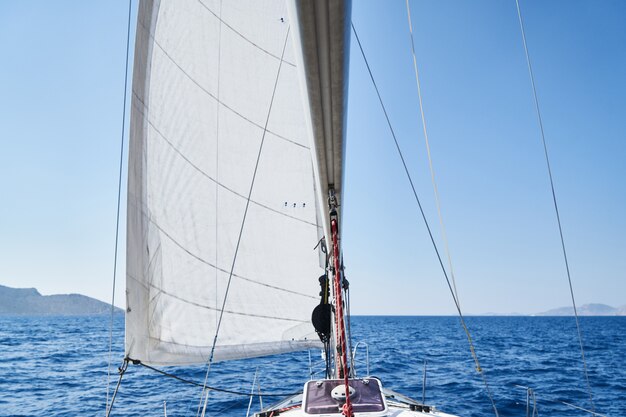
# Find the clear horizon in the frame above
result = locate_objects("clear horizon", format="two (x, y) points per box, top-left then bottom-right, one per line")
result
(1, 281), (624, 316)
(1, 1), (625, 315)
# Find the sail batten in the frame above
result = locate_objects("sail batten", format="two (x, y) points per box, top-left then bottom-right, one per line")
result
(126, 0), (325, 366)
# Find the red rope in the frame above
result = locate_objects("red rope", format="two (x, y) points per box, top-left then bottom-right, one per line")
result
(278, 405), (301, 412)
(331, 218), (353, 417)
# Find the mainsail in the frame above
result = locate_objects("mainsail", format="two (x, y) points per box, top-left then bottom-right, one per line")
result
(126, 0), (326, 366)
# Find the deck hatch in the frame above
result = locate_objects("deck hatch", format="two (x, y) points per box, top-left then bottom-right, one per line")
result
(303, 378), (387, 414)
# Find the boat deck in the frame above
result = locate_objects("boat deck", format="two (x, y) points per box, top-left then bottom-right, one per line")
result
(254, 379), (460, 417)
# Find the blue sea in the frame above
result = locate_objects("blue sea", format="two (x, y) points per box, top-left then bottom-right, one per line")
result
(0, 315), (624, 417)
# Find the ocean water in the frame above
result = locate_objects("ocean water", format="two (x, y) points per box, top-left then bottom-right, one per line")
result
(0, 315), (624, 417)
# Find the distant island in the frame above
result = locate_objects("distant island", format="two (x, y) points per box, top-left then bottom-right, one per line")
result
(475, 303), (626, 317)
(535, 303), (626, 317)
(1, 284), (624, 317)
(0, 284), (123, 316)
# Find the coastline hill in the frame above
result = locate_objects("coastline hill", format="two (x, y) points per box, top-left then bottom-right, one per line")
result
(536, 303), (626, 316)
(0, 284), (122, 315)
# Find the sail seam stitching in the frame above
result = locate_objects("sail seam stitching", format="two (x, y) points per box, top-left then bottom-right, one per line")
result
(148, 337), (314, 355)
(132, 88), (308, 149)
(136, 21), (307, 149)
(131, 97), (318, 227)
(196, 0), (296, 67)
(149, 286), (308, 322)
(149, 125), (318, 226)
(140, 220), (317, 299)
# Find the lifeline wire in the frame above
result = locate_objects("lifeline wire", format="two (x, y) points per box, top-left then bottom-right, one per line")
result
(514, 0), (595, 411)
(106, 0), (133, 414)
(405, 0), (461, 306)
(509, 384), (606, 417)
(195, 26), (292, 417)
(351, 23), (500, 417)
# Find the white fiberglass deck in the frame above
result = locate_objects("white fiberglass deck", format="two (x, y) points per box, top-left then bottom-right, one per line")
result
(254, 378), (460, 417)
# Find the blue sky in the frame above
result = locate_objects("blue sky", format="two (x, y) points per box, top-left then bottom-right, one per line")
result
(1, 1), (624, 315)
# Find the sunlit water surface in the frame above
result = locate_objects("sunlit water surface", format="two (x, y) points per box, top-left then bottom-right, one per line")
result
(0, 315), (624, 416)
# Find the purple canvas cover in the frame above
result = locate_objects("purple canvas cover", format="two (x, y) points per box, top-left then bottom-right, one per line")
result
(304, 378), (386, 414)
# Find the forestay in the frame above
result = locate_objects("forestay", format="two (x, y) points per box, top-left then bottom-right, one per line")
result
(126, 0), (324, 366)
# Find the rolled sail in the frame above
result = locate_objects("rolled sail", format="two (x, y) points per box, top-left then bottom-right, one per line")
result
(287, 0), (351, 239)
(126, 0), (325, 366)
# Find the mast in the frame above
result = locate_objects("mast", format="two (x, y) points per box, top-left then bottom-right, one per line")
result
(328, 190), (346, 377)
(287, 0), (351, 365)
(329, 189), (353, 416)
(288, 2), (352, 414)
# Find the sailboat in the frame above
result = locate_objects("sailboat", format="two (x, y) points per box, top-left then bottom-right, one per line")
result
(101, 0), (612, 415)
(108, 0), (464, 416)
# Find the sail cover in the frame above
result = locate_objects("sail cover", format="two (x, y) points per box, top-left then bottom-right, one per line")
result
(126, 0), (325, 366)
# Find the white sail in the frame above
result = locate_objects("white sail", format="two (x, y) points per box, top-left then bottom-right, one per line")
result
(126, 0), (324, 366)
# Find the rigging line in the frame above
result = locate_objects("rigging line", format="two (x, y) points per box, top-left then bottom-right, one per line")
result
(245, 368), (259, 417)
(133, 361), (301, 397)
(344, 264), (353, 376)
(105, 359), (129, 417)
(195, 26), (292, 417)
(106, 0), (132, 414)
(514, 0), (595, 412)
(405, 0), (460, 306)
(351, 23), (500, 417)
(215, 0), (222, 332)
